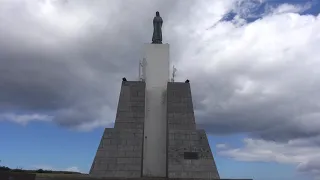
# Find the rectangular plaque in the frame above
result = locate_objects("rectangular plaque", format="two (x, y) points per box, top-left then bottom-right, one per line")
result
(184, 152), (199, 159)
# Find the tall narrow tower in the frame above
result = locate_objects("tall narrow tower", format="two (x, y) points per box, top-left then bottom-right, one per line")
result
(142, 43), (169, 177)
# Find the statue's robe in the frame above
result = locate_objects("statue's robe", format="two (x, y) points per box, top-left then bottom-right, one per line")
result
(152, 16), (163, 44)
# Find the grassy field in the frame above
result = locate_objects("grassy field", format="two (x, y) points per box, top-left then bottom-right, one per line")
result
(35, 173), (89, 177)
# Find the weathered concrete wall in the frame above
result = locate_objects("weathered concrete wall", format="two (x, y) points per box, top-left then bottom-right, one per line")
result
(90, 81), (145, 178)
(168, 130), (220, 179)
(167, 82), (196, 130)
(90, 79), (225, 179)
(114, 81), (145, 130)
(143, 44), (169, 177)
(90, 128), (143, 177)
(167, 82), (220, 179)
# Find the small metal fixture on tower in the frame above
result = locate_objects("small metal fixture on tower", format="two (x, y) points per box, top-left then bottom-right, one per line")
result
(138, 58), (147, 81)
(171, 65), (177, 82)
(185, 79), (190, 83)
(122, 77), (127, 81)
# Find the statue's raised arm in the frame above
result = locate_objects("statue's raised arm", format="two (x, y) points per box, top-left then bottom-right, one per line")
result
(152, 11), (163, 44)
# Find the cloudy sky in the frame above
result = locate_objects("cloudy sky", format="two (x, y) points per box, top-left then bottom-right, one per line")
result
(0, 0), (319, 179)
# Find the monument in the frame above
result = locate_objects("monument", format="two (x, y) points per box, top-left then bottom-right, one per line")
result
(89, 12), (252, 180)
(152, 11), (163, 44)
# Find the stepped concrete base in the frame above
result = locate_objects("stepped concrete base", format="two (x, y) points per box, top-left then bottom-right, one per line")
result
(90, 81), (145, 178)
(35, 173), (252, 180)
(35, 175), (252, 180)
(88, 80), (252, 180)
(166, 82), (219, 179)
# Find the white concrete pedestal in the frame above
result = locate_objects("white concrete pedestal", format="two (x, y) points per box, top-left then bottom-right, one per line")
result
(142, 43), (170, 177)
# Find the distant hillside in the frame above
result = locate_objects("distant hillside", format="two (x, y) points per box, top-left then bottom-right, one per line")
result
(0, 165), (82, 174)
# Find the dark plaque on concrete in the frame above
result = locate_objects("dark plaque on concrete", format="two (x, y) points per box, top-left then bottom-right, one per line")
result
(152, 11), (163, 44)
(184, 152), (199, 159)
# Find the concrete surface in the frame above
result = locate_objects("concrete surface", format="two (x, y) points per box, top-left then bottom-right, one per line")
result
(143, 43), (170, 177)
(167, 82), (220, 179)
(88, 78), (250, 179)
(89, 81), (145, 178)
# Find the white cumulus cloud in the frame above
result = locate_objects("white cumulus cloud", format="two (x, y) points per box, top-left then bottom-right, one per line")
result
(0, 113), (52, 125)
(31, 164), (82, 173)
(218, 137), (320, 178)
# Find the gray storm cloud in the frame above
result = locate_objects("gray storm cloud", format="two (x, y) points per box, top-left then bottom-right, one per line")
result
(0, 0), (188, 128)
(1, 0), (320, 141)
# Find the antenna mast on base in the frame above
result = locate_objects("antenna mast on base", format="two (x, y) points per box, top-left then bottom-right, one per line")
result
(171, 65), (177, 82)
(139, 58), (147, 81)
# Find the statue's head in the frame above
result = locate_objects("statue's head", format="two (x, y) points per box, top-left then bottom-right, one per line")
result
(156, 11), (160, 16)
